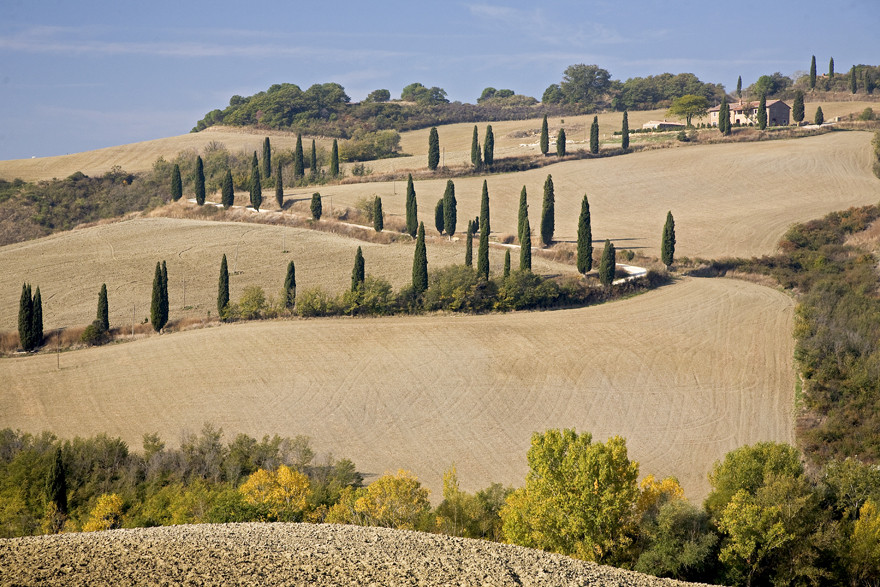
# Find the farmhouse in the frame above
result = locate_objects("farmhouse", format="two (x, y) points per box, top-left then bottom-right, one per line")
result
(642, 120), (686, 131)
(708, 100), (790, 127)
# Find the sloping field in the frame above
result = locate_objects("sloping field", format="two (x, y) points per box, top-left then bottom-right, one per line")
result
(0, 277), (795, 502)
(0, 217), (571, 332)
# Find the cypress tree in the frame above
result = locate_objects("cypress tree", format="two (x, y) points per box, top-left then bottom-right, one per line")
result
(828, 57), (834, 79)
(18, 283), (32, 351)
(195, 156), (206, 205)
(428, 127), (440, 171)
(661, 211), (676, 269)
(221, 168), (234, 209)
(599, 240), (616, 288)
(484, 125), (494, 167)
(576, 195), (593, 274)
(412, 222), (428, 295)
(518, 186), (528, 244)
(503, 249), (511, 278)
(866, 71), (875, 95)
(46, 447), (67, 517)
(435, 198), (445, 234)
(32, 287), (42, 348)
(275, 163), (283, 209)
(150, 262), (163, 331)
(792, 91), (805, 123)
(809, 55), (817, 89)
(405, 174), (417, 237)
(351, 247), (365, 292)
(262, 137), (271, 179)
(97, 283), (109, 331)
(718, 96), (731, 135)
(373, 196), (384, 232)
(311, 192), (322, 220)
(218, 254), (229, 316)
(249, 153), (262, 211)
(284, 260), (296, 309)
(520, 220), (532, 272)
(471, 125), (482, 168)
(310, 139), (317, 178)
(465, 224), (473, 266)
(330, 139), (339, 178)
(556, 127), (566, 157)
(851, 66), (858, 94)
(294, 134), (304, 178)
(815, 106), (824, 125)
(540, 174), (554, 247)
(590, 116), (599, 154)
(736, 76), (742, 99)
(160, 261), (169, 329)
(477, 180), (490, 279)
(540, 114), (549, 155)
(171, 164), (182, 201)
(621, 111), (630, 151)
(757, 93), (767, 130)
(442, 179), (457, 237)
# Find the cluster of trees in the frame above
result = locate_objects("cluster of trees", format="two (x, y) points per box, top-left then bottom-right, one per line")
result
(802, 56), (878, 95)
(17, 283), (43, 351)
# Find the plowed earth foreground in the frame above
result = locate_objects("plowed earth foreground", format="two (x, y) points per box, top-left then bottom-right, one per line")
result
(0, 277), (795, 501)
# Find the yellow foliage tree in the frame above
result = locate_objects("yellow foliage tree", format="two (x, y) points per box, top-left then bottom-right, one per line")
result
(635, 475), (686, 521)
(327, 470), (430, 530)
(846, 500), (880, 584)
(239, 465), (310, 521)
(83, 493), (124, 532)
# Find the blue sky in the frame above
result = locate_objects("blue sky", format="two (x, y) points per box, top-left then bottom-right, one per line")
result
(1, 0), (877, 160)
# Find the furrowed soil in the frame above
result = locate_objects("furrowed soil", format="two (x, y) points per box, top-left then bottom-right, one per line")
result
(0, 277), (795, 502)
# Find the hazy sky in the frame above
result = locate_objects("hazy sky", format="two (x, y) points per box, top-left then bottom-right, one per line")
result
(1, 0), (877, 160)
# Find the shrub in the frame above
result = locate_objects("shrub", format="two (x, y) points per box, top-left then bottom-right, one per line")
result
(858, 107), (875, 121)
(494, 271), (560, 311)
(296, 287), (339, 317)
(422, 265), (496, 313)
(237, 286), (268, 320)
(81, 321), (109, 346)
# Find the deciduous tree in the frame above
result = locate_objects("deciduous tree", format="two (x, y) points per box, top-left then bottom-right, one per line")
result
(576, 195), (592, 274)
(97, 283), (109, 331)
(218, 254), (229, 316)
(540, 114), (549, 155)
(195, 156), (206, 205)
(661, 211), (675, 268)
(540, 174), (554, 246)
(443, 179), (456, 237)
(556, 127), (566, 157)
(667, 95), (709, 127)
(599, 240), (615, 288)
(171, 164), (182, 201)
(428, 127), (440, 170)
(483, 125), (494, 167)
(477, 180), (490, 279)
(412, 222), (428, 295)
(405, 174), (417, 237)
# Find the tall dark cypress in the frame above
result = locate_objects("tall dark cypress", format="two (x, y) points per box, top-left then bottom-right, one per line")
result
(250, 152), (262, 211)
(428, 127), (440, 171)
(621, 111), (630, 151)
(465, 224), (473, 267)
(757, 93), (767, 130)
(412, 222), (428, 295)
(405, 174), (418, 237)
(46, 447), (67, 517)
(262, 137), (271, 179)
(590, 116), (599, 154)
(218, 254), (229, 316)
(18, 283), (32, 351)
(471, 125), (482, 168)
(828, 57), (834, 79)
(556, 127), (566, 157)
(477, 180), (490, 279)
(503, 249), (511, 278)
(310, 139), (317, 178)
(518, 186), (528, 244)
(330, 139), (339, 178)
(221, 168), (234, 209)
(736, 76), (742, 99)
(851, 66), (858, 94)
(809, 55), (817, 89)
(195, 156), (206, 205)
(373, 196), (384, 232)
(171, 164), (182, 201)
(718, 96), (731, 135)
(294, 134), (304, 178)
(311, 192), (322, 220)
(815, 106), (824, 126)
(520, 220), (532, 272)
(599, 240), (616, 288)
(275, 163), (283, 209)
(160, 261), (169, 329)
(540, 174), (555, 247)
(351, 247), (365, 292)
(150, 262), (163, 332)
(435, 199), (445, 234)
(284, 260), (296, 309)
(442, 179), (457, 237)
(661, 211), (676, 269)
(483, 125), (494, 167)
(792, 91), (805, 123)
(540, 114), (549, 155)
(97, 283), (109, 331)
(32, 287), (42, 348)
(576, 195), (592, 274)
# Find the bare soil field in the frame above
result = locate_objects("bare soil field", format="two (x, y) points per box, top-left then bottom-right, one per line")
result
(0, 217), (571, 332)
(0, 277), (795, 502)
(0, 523), (710, 586)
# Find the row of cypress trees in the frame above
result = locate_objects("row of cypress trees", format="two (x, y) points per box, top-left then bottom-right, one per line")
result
(539, 113), (630, 157)
(470, 125), (495, 168)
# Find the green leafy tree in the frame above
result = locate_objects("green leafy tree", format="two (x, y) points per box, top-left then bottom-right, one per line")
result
(736, 75), (742, 99)
(412, 222), (428, 295)
(556, 127), (566, 157)
(32, 287), (42, 348)
(249, 152), (262, 211)
(18, 283), (32, 350)
(518, 186), (528, 243)
(294, 133), (304, 178)
(815, 106), (824, 125)
(809, 55), (817, 89)
(171, 164), (182, 201)
(757, 93), (767, 130)
(471, 125), (481, 168)
(477, 180), (490, 279)
(635, 500), (718, 582)
(330, 139), (339, 177)
(590, 116), (599, 154)
(195, 156), (206, 205)
(540, 114), (549, 155)
(351, 247), (365, 292)
(443, 179), (456, 237)
(791, 91), (804, 124)
(483, 125), (494, 167)
(667, 95), (709, 127)
(310, 192), (322, 220)
(262, 136), (271, 179)
(599, 240), (615, 288)
(500, 429), (639, 563)
(503, 249), (511, 277)
(621, 111), (630, 151)
(559, 64), (612, 108)
(540, 174), (554, 246)
(221, 168), (234, 208)
(284, 260), (296, 309)
(46, 447), (68, 520)
(829, 56), (835, 79)
(274, 163), (283, 209)
(520, 220), (532, 272)
(405, 174), (417, 237)
(373, 196), (384, 232)
(428, 127), (440, 170)
(661, 211), (675, 268)
(464, 224), (473, 266)
(310, 139), (317, 178)
(576, 195), (592, 274)
(150, 262), (164, 331)
(718, 96), (731, 135)
(97, 283), (109, 331)
(434, 198), (445, 234)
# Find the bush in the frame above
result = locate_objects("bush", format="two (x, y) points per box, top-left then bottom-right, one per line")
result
(859, 107), (876, 121)
(81, 321), (108, 346)
(494, 271), (560, 311)
(422, 265), (497, 313)
(295, 287), (340, 317)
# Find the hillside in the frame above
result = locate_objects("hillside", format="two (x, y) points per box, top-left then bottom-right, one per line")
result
(0, 523), (711, 586)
